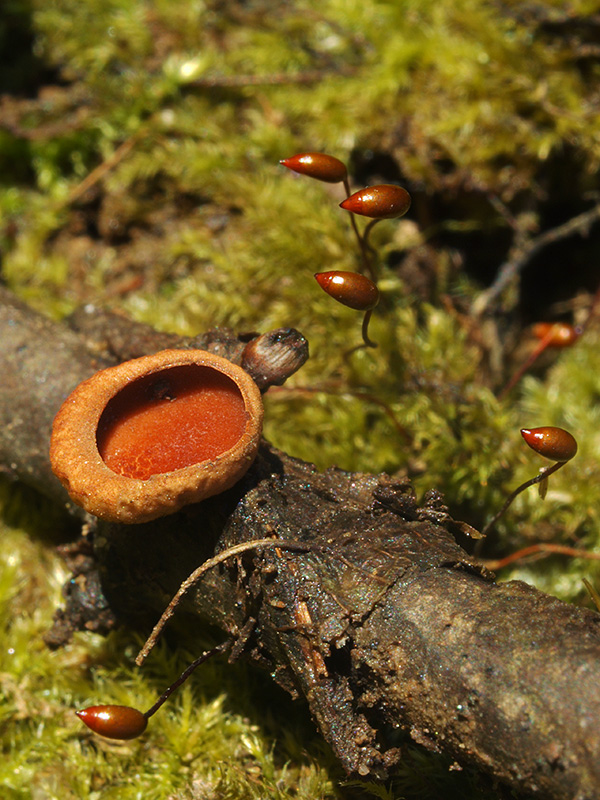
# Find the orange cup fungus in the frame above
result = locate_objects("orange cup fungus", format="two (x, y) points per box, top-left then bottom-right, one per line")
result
(50, 349), (263, 523)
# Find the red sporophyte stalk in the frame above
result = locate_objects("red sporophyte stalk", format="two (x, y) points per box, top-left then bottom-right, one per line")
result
(280, 153), (412, 349)
(76, 642), (231, 739)
(498, 322), (581, 400)
(339, 184), (411, 281)
(482, 544), (600, 571)
(76, 541), (314, 740)
(481, 426), (578, 537)
(280, 151), (372, 277)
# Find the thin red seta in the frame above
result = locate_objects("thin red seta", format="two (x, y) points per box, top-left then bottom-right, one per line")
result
(279, 152), (379, 280)
(480, 426), (577, 537)
(342, 177), (377, 281)
(136, 539), (313, 665)
(480, 461), (565, 537)
(498, 322), (581, 401)
(142, 641), (231, 719)
(340, 185), (411, 282)
(78, 539), (317, 741)
(482, 543), (600, 571)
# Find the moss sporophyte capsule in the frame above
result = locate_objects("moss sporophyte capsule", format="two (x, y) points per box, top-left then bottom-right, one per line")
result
(76, 705), (148, 740)
(520, 426), (578, 463)
(314, 271), (380, 311)
(340, 185), (411, 219)
(280, 152), (348, 183)
(481, 425), (578, 535)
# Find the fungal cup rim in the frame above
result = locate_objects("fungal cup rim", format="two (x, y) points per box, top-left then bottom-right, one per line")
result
(50, 349), (264, 523)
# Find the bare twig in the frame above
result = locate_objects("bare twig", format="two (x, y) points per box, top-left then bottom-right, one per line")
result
(66, 132), (142, 205)
(269, 383), (412, 443)
(474, 203), (600, 315)
(136, 538), (312, 665)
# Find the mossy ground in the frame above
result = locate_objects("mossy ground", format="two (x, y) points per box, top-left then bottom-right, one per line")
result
(1, 0), (600, 797)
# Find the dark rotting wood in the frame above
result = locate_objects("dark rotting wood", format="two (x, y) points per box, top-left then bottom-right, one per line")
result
(1, 285), (599, 800)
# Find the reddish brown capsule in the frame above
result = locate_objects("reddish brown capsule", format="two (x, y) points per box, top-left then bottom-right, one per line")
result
(520, 426), (578, 462)
(280, 153), (348, 183)
(76, 704), (148, 740)
(314, 271), (379, 311)
(532, 322), (580, 348)
(340, 184), (411, 219)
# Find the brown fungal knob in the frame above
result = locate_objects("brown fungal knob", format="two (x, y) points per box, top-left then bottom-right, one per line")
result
(340, 184), (411, 219)
(76, 705), (148, 740)
(50, 349), (263, 523)
(280, 152), (348, 183)
(241, 328), (309, 391)
(520, 426), (578, 462)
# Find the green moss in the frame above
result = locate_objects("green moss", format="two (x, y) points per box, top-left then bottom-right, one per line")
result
(0, 484), (340, 799)
(2, 0), (600, 796)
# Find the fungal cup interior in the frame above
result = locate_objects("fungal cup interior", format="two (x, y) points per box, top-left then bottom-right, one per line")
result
(96, 365), (248, 479)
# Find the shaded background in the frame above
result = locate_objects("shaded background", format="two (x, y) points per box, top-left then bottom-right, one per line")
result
(1, 1), (600, 797)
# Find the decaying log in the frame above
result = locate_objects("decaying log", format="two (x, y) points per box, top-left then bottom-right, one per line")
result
(1, 285), (600, 800)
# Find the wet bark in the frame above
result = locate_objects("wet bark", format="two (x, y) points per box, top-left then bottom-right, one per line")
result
(1, 285), (599, 800)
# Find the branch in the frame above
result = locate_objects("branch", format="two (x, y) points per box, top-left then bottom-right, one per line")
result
(473, 203), (600, 315)
(1, 286), (600, 799)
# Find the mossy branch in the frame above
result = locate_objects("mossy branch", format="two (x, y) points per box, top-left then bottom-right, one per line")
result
(1, 287), (600, 799)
